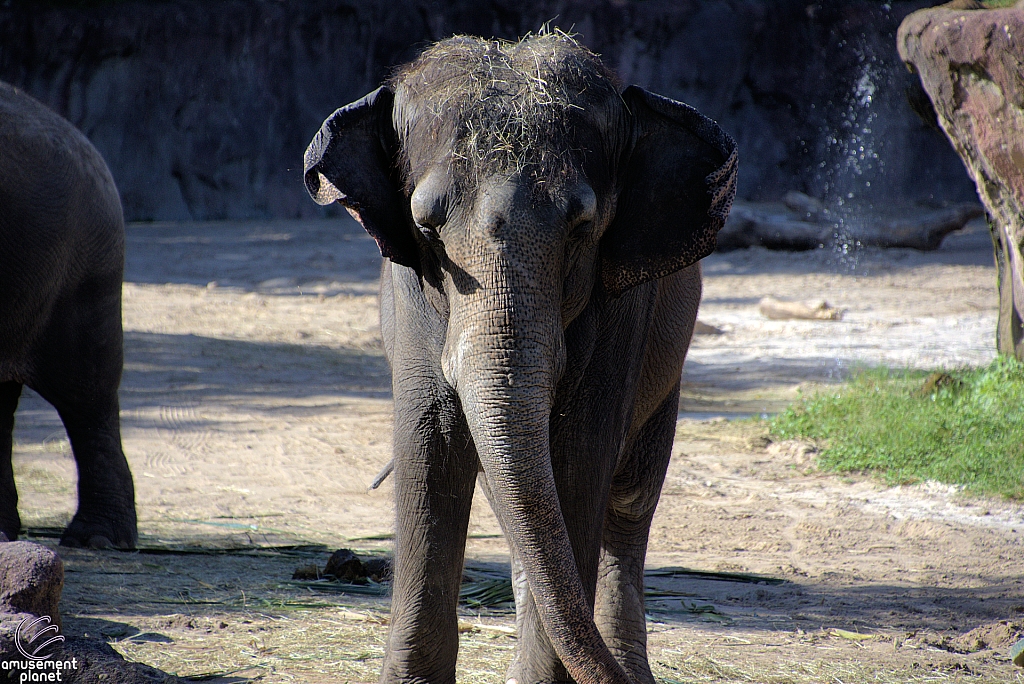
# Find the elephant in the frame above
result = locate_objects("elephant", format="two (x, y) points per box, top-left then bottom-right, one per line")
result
(0, 81), (136, 549)
(304, 33), (736, 684)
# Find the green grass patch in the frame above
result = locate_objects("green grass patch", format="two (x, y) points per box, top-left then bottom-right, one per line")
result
(769, 356), (1024, 499)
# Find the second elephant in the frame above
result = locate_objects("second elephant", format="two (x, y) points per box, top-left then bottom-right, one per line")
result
(0, 81), (136, 549)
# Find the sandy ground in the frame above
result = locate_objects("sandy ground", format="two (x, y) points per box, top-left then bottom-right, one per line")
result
(9, 215), (1024, 683)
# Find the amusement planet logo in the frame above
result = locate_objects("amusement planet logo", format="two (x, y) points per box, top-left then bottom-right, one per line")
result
(1, 616), (78, 682)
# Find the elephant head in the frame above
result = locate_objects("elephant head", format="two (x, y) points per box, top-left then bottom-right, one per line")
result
(305, 34), (736, 682)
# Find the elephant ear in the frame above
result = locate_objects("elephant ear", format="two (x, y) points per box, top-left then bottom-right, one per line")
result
(600, 85), (738, 297)
(303, 87), (419, 269)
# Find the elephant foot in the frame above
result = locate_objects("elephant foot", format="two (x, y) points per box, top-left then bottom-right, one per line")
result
(505, 659), (573, 684)
(60, 512), (137, 550)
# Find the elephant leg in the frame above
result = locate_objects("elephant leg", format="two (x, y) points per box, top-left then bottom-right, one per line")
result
(52, 393), (136, 549)
(595, 386), (680, 684)
(31, 293), (136, 550)
(0, 382), (23, 540)
(382, 402), (477, 683)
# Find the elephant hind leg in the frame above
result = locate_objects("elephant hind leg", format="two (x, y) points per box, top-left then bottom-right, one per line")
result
(595, 384), (680, 684)
(51, 394), (136, 550)
(31, 291), (136, 550)
(0, 382), (23, 540)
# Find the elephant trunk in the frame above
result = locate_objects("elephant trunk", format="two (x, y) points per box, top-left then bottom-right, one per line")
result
(445, 280), (630, 684)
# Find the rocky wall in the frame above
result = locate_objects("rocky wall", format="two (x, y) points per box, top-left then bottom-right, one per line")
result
(0, 0), (976, 221)
(899, 1), (1024, 360)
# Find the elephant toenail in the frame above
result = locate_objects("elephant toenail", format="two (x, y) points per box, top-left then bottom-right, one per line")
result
(87, 535), (114, 550)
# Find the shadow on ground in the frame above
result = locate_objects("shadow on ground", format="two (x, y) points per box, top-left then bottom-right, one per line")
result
(125, 218), (382, 294)
(122, 330), (391, 403)
(9, 330), (391, 447)
(45, 540), (1022, 639)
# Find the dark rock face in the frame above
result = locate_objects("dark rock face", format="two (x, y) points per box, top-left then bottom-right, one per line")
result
(0, 542), (63, 627)
(0, 0), (976, 222)
(898, 2), (1024, 360)
(1, 0), (393, 222)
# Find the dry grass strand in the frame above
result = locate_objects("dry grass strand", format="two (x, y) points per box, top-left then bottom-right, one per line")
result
(389, 31), (621, 193)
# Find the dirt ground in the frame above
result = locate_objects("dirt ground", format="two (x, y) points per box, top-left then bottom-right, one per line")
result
(10, 215), (1024, 683)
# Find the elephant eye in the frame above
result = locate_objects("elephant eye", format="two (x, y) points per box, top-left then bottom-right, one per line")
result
(416, 222), (447, 253)
(417, 222), (441, 242)
(415, 222), (448, 262)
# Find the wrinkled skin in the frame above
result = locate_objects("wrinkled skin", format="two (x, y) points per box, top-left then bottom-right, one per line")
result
(305, 35), (736, 684)
(0, 81), (136, 550)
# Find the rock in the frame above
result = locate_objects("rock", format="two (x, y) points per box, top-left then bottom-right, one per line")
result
(917, 371), (963, 396)
(294, 551), (391, 583)
(0, 632), (182, 682)
(898, 2), (1024, 360)
(919, 620), (1024, 656)
(693, 320), (725, 336)
(0, 548), (177, 681)
(718, 202), (828, 251)
(758, 297), (843, 321)
(717, 199), (983, 252)
(0, 611), (46, 648)
(291, 563), (322, 580)
(783, 191), (825, 222)
(853, 204), (984, 250)
(323, 549), (367, 583)
(766, 440), (818, 466)
(1, 615), (181, 682)
(0, 1), (977, 221)
(944, 619), (1024, 654)
(0, 531), (8, 542)
(0, 612), (61, 666)
(362, 556), (393, 583)
(0, 541), (63, 626)
(58, 637), (182, 683)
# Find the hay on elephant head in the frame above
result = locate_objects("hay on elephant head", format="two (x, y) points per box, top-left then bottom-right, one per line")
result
(389, 30), (623, 194)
